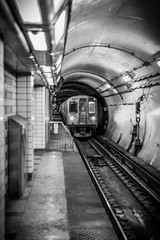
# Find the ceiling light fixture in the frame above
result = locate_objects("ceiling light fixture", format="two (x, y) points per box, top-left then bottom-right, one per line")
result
(122, 73), (132, 82)
(99, 82), (112, 92)
(55, 10), (66, 44)
(56, 64), (61, 74)
(14, 0), (42, 23)
(29, 53), (34, 59)
(51, 65), (56, 71)
(44, 73), (52, 78)
(57, 75), (61, 83)
(156, 58), (160, 67)
(46, 78), (54, 85)
(40, 65), (51, 72)
(50, 51), (56, 56)
(105, 83), (112, 89)
(56, 54), (63, 68)
(28, 31), (47, 51)
(13, 0), (71, 90)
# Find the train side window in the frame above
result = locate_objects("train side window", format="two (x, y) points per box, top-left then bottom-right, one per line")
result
(69, 101), (77, 113)
(89, 102), (95, 113)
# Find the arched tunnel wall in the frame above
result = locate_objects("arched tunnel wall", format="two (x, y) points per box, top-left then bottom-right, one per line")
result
(103, 84), (160, 171)
(96, 95), (108, 135)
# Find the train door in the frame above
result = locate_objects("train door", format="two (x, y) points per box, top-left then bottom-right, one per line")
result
(79, 99), (87, 124)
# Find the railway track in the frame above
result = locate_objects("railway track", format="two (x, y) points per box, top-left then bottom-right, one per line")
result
(96, 136), (160, 196)
(74, 137), (160, 240)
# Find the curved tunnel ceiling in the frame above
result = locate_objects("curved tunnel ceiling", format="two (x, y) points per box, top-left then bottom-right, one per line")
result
(60, 0), (160, 105)
(58, 81), (98, 104)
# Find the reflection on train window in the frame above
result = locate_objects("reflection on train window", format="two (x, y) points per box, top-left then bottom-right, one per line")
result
(89, 102), (95, 113)
(79, 102), (86, 112)
(69, 101), (77, 112)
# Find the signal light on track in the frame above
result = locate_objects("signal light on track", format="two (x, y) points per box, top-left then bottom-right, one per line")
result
(136, 116), (140, 122)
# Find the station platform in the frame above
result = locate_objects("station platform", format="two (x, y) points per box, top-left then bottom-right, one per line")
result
(5, 151), (118, 240)
(5, 121), (160, 240)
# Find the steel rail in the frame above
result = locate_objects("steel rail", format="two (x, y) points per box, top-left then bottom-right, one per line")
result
(74, 138), (128, 240)
(93, 137), (160, 207)
(96, 136), (160, 193)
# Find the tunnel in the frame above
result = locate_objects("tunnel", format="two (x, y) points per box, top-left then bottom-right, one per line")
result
(59, 0), (160, 171)
(1, 0), (160, 170)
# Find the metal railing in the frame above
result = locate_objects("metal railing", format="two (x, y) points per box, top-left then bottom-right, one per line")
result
(48, 121), (77, 151)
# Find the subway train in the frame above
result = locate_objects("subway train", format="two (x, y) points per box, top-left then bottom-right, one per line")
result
(60, 95), (98, 137)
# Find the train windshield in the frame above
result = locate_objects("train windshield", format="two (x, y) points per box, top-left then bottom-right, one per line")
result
(89, 102), (95, 113)
(79, 102), (86, 112)
(69, 101), (77, 113)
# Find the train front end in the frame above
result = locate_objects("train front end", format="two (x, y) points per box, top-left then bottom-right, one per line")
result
(68, 96), (98, 138)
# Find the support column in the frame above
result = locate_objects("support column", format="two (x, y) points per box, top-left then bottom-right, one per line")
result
(45, 88), (50, 145)
(33, 86), (46, 149)
(17, 75), (34, 180)
(0, 38), (5, 240)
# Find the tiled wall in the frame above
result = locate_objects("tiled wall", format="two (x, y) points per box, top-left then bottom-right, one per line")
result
(1, 45), (50, 240)
(0, 38), (5, 240)
(4, 71), (16, 199)
(33, 87), (46, 149)
(17, 75), (34, 179)
(4, 72), (16, 115)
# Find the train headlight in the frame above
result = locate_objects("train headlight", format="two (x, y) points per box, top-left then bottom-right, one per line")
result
(70, 116), (75, 121)
(90, 116), (96, 121)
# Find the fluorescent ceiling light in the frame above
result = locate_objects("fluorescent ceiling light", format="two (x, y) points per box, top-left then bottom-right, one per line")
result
(123, 74), (132, 82)
(55, 10), (66, 44)
(57, 75), (61, 83)
(51, 65), (56, 71)
(28, 31), (47, 51)
(36, 69), (41, 74)
(50, 51), (56, 56)
(56, 64), (61, 74)
(40, 65), (51, 72)
(156, 59), (160, 67)
(56, 55), (63, 68)
(99, 83), (111, 91)
(47, 78), (53, 85)
(29, 53), (34, 59)
(44, 73), (52, 78)
(53, 0), (64, 14)
(113, 88), (118, 94)
(15, 0), (42, 23)
(105, 83), (112, 89)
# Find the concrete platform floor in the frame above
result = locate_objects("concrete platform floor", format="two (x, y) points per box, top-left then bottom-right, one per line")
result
(5, 151), (69, 240)
(5, 150), (118, 240)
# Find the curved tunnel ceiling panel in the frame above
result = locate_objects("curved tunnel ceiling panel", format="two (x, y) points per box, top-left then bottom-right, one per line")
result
(66, 3), (160, 58)
(102, 89), (144, 106)
(60, 0), (160, 105)
(63, 47), (146, 80)
(62, 1), (160, 105)
(67, 20), (160, 61)
(61, 82), (97, 95)
(63, 72), (106, 88)
(63, 46), (160, 92)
